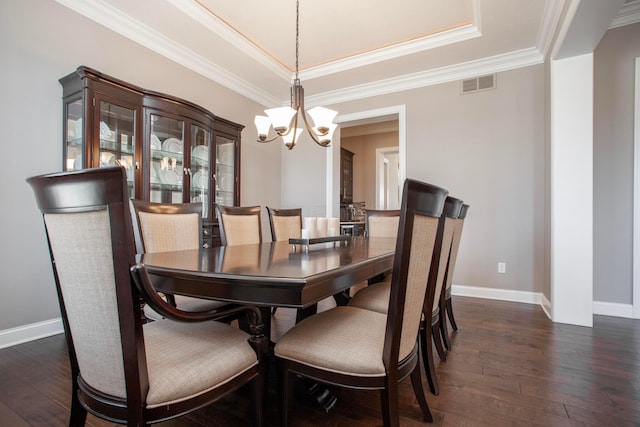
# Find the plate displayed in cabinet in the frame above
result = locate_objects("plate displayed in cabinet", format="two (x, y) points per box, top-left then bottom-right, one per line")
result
(219, 175), (233, 192)
(151, 134), (161, 150)
(162, 138), (183, 153)
(192, 170), (208, 189)
(100, 152), (116, 167)
(160, 168), (180, 185)
(100, 121), (113, 141)
(150, 166), (160, 183)
(192, 145), (209, 161)
(220, 150), (232, 165)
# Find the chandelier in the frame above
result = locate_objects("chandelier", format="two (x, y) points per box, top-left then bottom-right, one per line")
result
(254, 0), (338, 150)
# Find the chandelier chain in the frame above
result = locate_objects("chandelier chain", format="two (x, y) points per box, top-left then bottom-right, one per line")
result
(295, 0), (299, 79)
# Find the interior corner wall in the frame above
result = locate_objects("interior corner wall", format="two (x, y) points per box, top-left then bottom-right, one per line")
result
(550, 53), (594, 327)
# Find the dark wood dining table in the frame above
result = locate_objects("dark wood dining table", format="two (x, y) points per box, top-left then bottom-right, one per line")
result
(139, 236), (395, 311)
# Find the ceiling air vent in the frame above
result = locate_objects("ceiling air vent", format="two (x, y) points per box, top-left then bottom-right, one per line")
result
(461, 74), (496, 94)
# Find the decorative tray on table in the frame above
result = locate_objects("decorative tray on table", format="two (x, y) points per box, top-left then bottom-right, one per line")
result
(289, 235), (351, 247)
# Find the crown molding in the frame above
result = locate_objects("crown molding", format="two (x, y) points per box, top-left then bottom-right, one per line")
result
(537, 0), (567, 58)
(54, 0), (281, 106)
(56, 0), (545, 108)
(609, 0), (640, 29)
(307, 47), (544, 107)
(299, 24), (482, 81)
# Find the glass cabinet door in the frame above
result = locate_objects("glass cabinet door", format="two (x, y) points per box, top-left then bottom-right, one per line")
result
(149, 113), (185, 204)
(214, 135), (236, 206)
(64, 99), (83, 172)
(98, 100), (136, 197)
(190, 124), (211, 218)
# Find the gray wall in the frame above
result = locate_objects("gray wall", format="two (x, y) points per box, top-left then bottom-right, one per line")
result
(593, 22), (640, 304)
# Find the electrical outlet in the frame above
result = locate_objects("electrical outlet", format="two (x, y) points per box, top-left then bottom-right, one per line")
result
(498, 262), (506, 274)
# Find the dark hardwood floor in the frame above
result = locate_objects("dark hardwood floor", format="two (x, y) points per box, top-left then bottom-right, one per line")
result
(1, 296), (639, 426)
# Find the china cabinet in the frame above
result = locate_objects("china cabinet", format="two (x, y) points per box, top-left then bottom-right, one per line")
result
(60, 66), (243, 247)
(340, 148), (354, 205)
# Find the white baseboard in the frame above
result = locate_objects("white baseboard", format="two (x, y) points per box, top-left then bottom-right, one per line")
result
(452, 284), (546, 304)
(0, 318), (63, 350)
(592, 301), (634, 318)
(452, 284), (635, 321)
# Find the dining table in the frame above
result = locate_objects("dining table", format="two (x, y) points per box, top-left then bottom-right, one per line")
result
(139, 236), (396, 335)
(140, 235), (396, 413)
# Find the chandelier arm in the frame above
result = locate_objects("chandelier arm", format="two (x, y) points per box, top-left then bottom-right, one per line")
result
(299, 108), (331, 147)
(257, 134), (284, 143)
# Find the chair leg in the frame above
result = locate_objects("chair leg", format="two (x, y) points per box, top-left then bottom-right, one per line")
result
(277, 359), (293, 427)
(432, 316), (447, 361)
(380, 382), (400, 427)
(251, 367), (265, 427)
(69, 382), (87, 427)
(419, 325), (439, 395)
(439, 302), (451, 350)
(446, 297), (458, 331)
(410, 362), (433, 422)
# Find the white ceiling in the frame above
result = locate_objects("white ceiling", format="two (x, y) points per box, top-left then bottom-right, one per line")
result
(56, 0), (640, 108)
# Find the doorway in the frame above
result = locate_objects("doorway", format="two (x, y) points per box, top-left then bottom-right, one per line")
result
(376, 147), (400, 209)
(327, 105), (406, 216)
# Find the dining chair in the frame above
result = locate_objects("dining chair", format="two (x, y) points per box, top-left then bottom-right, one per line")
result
(129, 199), (230, 318)
(266, 207), (302, 241)
(348, 196), (462, 396)
(364, 209), (400, 285)
(27, 166), (267, 426)
(439, 203), (470, 349)
(265, 207), (302, 317)
(274, 178), (448, 426)
(365, 209), (401, 238)
(216, 205), (262, 246)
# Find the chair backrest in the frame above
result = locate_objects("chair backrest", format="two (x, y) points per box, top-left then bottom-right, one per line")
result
(365, 209), (400, 238)
(266, 207), (302, 241)
(429, 196), (463, 313)
(215, 205), (262, 246)
(384, 179), (447, 366)
(444, 203), (469, 293)
(27, 166), (144, 403)
(130, 200), (202, 254)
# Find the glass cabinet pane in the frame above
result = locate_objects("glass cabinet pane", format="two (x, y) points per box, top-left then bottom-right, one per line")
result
(65, 99), (83, 171)
(149, 114), (184, 204)
(215, 135), (235, 206)
(190, 124), (211, 218)
(99, 101), (136, 197)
